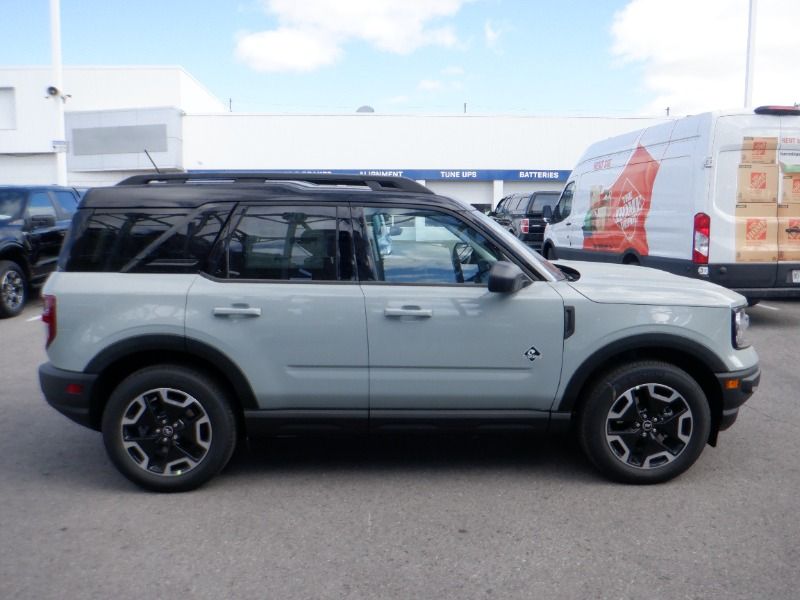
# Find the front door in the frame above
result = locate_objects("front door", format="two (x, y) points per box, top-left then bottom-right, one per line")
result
(355, 206), (564, 412)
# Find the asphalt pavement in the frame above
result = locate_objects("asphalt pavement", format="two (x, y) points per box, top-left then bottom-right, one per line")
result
(0, 298), (798, 599)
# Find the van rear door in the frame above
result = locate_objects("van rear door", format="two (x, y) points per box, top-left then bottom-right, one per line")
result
(777, 114), (800, 286)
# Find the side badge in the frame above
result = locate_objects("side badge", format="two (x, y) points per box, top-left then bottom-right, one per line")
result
(524, 346), (541, 362)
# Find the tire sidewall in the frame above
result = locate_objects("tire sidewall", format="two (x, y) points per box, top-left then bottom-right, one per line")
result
(102, 366), (236, 492)
(579, 362), (711, 484)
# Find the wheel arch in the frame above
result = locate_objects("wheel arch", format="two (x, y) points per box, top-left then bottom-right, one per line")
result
(85, 335), (258, 431)
(0, 244), (31, 278)
(556, 335), (726, 444)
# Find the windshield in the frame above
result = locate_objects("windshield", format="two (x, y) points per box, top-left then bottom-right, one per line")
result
(0, 190), (25, 221)
(468, 209), (566, 281)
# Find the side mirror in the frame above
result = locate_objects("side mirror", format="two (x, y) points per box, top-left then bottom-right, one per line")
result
(542, 205), (553, 221)
(488, 261), (527, 294)
(30, 214), (56, 229)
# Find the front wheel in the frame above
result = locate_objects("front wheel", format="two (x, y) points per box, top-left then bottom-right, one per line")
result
(0, 260), (27, 318)
(578, 361), (711, 484)
(102, 366), (237, 492)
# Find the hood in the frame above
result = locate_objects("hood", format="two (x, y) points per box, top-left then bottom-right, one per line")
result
(554, 260), (746, 308)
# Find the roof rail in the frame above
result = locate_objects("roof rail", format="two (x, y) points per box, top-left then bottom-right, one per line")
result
(116, 172), (433, 194)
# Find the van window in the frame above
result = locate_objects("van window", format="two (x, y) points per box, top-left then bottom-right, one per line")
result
(551, 183), (574, 223)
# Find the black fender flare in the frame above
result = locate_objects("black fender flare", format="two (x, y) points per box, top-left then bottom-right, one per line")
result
(554, 333), (727, 413)
(85, 334), (258, 410)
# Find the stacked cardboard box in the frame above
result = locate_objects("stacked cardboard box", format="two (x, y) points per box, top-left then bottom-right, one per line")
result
(735, 137), (779, 262)
(779, 163), (800, 261)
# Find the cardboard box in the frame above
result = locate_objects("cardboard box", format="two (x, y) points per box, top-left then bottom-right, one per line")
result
(741, 136), (777, 164)
(778, 203), (800, 261)
(735, 203), (778, 262)
(782, 172), (800, 204)
(736, 163), (779, 203)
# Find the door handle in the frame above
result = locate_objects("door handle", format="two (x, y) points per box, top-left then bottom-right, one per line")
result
(786, 227), (800, 234)
(213, 306), (262, 317)
(384, 306), (433, 318)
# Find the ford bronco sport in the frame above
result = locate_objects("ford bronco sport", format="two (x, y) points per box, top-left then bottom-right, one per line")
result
(39, 173), (759, 491)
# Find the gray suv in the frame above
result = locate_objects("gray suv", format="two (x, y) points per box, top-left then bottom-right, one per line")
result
(39, 173), (760, 492)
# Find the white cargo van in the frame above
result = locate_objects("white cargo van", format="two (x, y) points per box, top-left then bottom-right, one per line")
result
(542, 106), (800, 302)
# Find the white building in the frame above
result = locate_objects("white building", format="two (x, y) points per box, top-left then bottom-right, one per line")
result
(0, 66), (670, 207)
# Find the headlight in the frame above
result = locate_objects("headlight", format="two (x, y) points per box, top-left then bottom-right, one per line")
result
(732, 307), (750, 349)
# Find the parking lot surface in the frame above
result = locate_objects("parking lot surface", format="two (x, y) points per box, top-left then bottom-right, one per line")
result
(1, 298), (798, 599)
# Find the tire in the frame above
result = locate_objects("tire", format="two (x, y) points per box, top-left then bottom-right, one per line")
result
(0, 260), (27, 318)
(578, 361), (711, 484)
(746, 298), (760, 307)
(543, 245), (556, 260)
(102, 365), (237, 492)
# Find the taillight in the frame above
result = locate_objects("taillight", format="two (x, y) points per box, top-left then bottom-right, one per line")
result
(520, 218), (530, 234)
(693, 213), (710, 264)
(42, 294), (57, 347)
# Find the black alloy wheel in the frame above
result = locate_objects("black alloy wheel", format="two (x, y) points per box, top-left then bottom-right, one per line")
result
(578, 361), (711, 484)
(0, 260), (27, 318)
(102, 366), (236, 492)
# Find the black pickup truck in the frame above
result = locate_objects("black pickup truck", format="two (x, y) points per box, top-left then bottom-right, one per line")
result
(489, 191), (560, 252)
(0, 186), (81, 317)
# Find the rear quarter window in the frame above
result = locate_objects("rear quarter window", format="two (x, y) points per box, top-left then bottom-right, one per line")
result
(61, 206), (231, 273)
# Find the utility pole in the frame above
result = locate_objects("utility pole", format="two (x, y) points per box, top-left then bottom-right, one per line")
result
(744, 0), (757, 107)
(50, 0), (67, 185)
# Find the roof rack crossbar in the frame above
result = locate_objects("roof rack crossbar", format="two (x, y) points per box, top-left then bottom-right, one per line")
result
(117, 172), (433, 194)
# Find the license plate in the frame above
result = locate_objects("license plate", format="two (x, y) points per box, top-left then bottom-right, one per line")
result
(793, 270), (800, 284)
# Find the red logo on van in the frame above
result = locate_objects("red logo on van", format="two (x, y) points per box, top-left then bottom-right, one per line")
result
(582, 145), (660, 255)
(750, 171), (767, 190)
(752, 140), (767, 156)
(746, 219), (768, 241)
(789, 219), (800, 241)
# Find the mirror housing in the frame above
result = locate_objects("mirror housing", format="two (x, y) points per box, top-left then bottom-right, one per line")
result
(542, 205), (553, 222)
(488, 261), (527, 293)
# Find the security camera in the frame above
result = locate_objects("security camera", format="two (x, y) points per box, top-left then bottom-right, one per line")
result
(46, 86), (60, 96)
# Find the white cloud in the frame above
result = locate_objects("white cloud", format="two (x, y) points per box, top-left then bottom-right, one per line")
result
(235, 29), (341, 72)
(418, 79), (445, 91)
(484, 20), (500, 48)
(612, 0), (800, 115)
(237, 0), (469, 72)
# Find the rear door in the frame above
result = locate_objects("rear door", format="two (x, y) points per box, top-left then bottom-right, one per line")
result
(25, 190), (65, 279)
(355, 204), (564, 413)
(186, 202), (369, 412)
(777, 115), (800, 285)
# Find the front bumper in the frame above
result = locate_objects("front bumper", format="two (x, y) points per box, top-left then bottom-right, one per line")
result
(39, 362), (98, 430)
(715, 364), (761, 431)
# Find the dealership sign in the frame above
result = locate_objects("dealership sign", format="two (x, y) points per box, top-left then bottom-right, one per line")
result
(190, 169), (570, 182)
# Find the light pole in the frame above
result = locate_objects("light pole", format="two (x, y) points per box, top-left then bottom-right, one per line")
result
(50, 0), (67, 185)
(744, 0), (757, 108)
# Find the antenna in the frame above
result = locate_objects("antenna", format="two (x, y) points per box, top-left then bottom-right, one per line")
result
(143, 149), (161, 174)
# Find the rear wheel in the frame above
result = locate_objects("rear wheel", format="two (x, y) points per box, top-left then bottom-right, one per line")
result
(0, 260), (27, 318)
(578, 361), (710, 484)
(102, 365), (237, 492)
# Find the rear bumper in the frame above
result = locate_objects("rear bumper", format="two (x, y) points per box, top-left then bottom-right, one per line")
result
(715, 364), (761, 431)
(38, 362), (98, 430)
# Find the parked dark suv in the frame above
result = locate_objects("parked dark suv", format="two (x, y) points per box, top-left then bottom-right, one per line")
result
(0, 185), (81, 317)
(490, 191), (560, 251)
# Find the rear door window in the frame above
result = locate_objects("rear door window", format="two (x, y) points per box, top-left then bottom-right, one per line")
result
(221, 205), (353, 282)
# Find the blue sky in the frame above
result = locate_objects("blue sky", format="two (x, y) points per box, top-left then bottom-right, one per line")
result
(2, 0), (796, 116)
